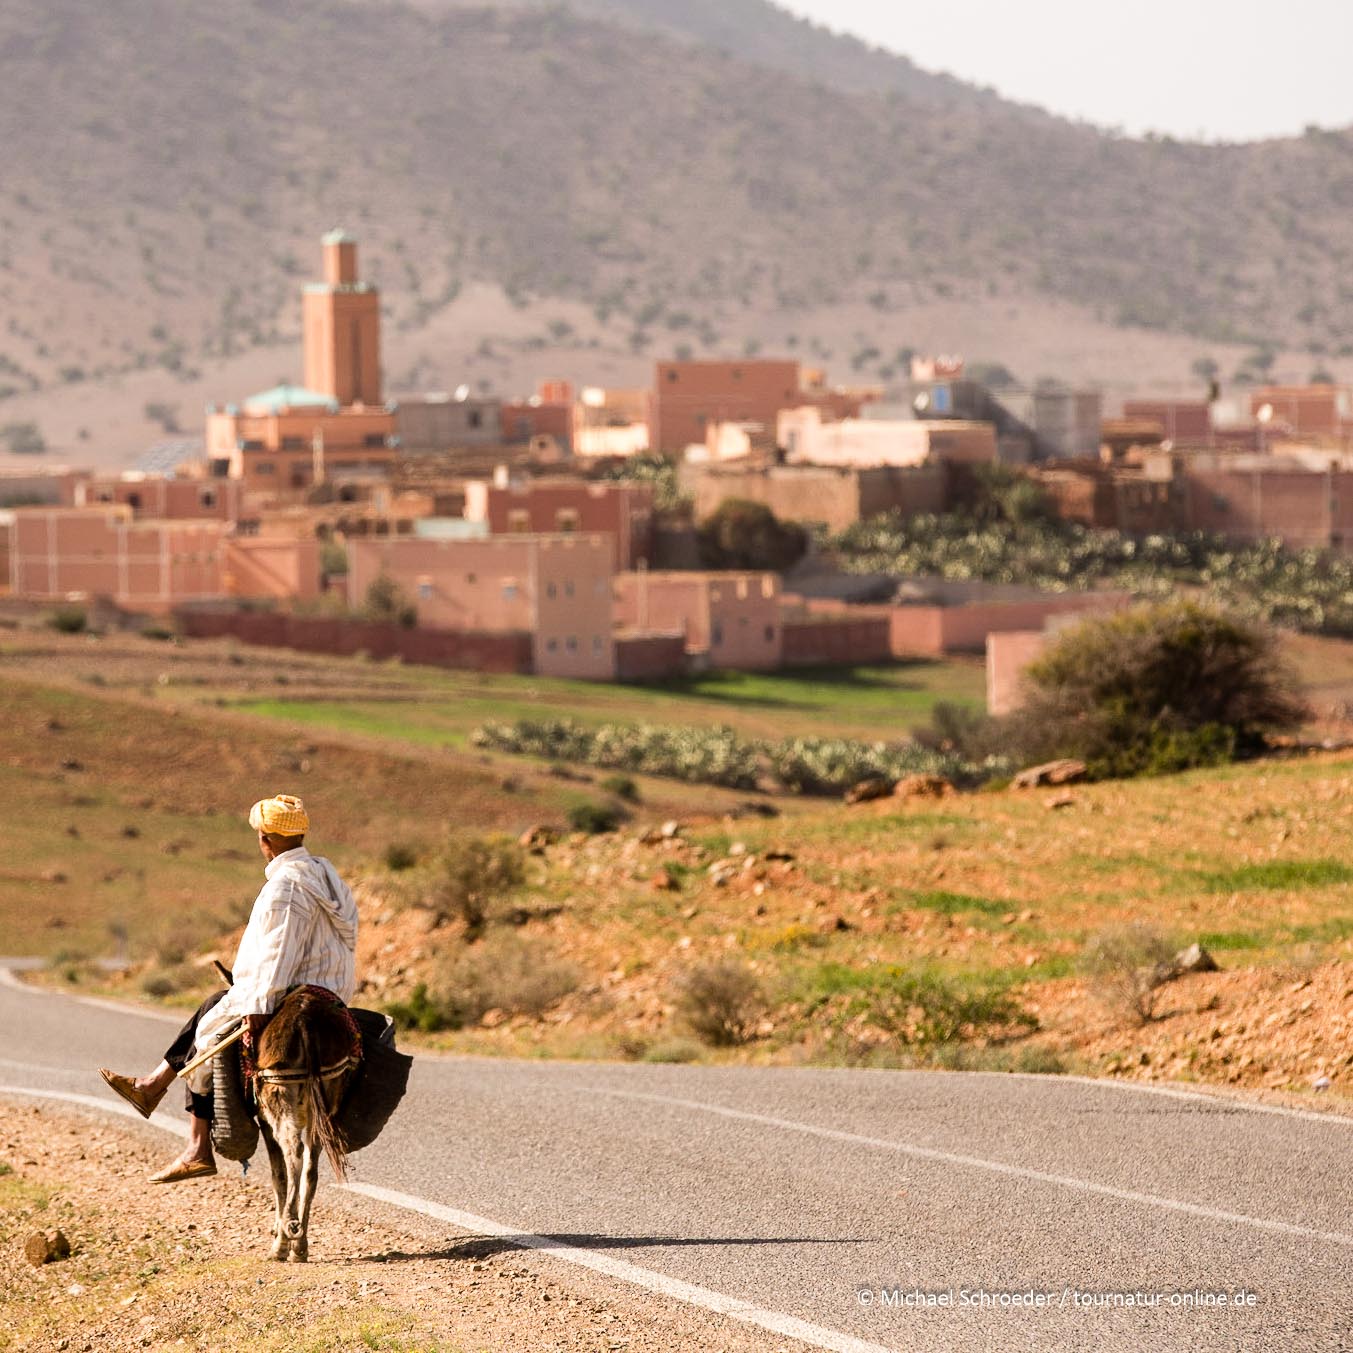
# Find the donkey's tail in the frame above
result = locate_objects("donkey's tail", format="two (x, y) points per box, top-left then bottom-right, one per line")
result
(308, 1073), (350, 1181)
(302, 1020), (352, 1183)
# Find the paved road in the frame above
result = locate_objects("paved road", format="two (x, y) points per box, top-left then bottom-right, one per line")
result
(2, 960), (1351, 1353)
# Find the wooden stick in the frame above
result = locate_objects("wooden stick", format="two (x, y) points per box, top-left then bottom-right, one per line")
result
(176, 1020), (248, 1080)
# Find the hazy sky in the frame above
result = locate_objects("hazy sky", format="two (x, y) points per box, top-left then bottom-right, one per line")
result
(778, 0), (1353, 142)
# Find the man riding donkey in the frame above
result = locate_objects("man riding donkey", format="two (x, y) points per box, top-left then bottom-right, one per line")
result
(99, 794), (359, 1183)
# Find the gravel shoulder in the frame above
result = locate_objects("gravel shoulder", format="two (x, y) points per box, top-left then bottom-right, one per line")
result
(0, 1098), (794, 1353)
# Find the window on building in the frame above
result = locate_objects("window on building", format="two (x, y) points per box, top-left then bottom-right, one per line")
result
(281, 437), (304, 451)
(508, 510), (530, 533)
(255, 462), (276, 474)
(764, 625), (775, 643)
(546, 638), (558, 652)
(127, 493), (142, 510)
(564, 580), (574, 598)
(466, 572), (477, 584)
(503, 582), (519, 601)
(667, 371), (678, 383)
(761, 577), (775, 598)
(566, 636), (577, 652)
(468, 410), (482, 429)
(290, 470), (307, 488)
(199, 489), (217, 509)
(736, 578), (748, 599)
(593, 636), (602, 653)
(242, 439), (265, 451)
(712, 622), (723, 646)
(364, 434), (386, 448)
(546, 581), (557, 599)
(556, 508), (580, 532)
(417, 577), (433, 600)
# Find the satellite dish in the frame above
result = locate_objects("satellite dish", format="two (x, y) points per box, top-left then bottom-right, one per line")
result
(1257, 403), (1274, 425)
(454, 384), (470, 402)
(913, 392), (931, 414)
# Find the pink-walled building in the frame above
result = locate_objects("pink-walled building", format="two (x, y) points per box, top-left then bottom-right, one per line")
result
(223, 537), (322, 602)
(464, 478), (655, 569)
(653, 360), (802, 453)
(614, 570), (782, 669)
(8, 507), (225, 614)
(75, 475), (245, 522)
(347, 534), (615, 679)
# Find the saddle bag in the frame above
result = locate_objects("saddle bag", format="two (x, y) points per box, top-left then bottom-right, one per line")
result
(210, 1037), (260, 1163)
(334, 1007), (413, 1153)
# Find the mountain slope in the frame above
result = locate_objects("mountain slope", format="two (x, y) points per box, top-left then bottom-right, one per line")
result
(1, 0), (1352, 423)
(410, 0), (1004, 106)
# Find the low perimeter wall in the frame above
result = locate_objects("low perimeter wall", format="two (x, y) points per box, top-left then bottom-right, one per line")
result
(176, 608), (533, 674)
(614, 632), (688, 682)
(781, 614), (893, 666)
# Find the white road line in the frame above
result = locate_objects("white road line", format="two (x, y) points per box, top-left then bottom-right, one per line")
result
(349, 1182), (895, 1353)
(0, 965), (181, 1024)
(598, 1088), (1353, 1250)
(1019, 1071), (1353, 1128)
(0, 1086), (891, 1353)
(0, 1086), (189, 1136)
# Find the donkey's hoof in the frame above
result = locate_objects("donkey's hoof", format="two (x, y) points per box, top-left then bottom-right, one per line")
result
(268, 1240), (289, 1262)
(286, 1243), (308, 1264)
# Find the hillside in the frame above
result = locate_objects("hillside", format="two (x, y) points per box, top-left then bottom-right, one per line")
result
(3, 0), (1353, 462)
(410, 0), (1007, 106)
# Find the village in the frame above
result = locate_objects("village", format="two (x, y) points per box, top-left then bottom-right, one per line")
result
(5, 231), (1352, 714)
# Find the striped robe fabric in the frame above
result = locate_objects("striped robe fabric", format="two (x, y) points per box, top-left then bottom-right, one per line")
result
(187, 847), (359, 1090)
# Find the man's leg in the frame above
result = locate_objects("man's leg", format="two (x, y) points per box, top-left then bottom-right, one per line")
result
(99, 993), (227, 1179)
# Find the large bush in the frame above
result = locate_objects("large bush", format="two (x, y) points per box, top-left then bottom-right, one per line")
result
(1016, 601), (1305, 778)
(698, 499), (807, 572)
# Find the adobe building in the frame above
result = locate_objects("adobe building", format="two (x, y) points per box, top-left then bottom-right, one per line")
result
(0, 468), (84, 507)
(574, 386), (651, 459)
(613, 570), (782, 670)
(347, 533), (615, 679)
(1249, 384), (1353, 440)
(463, 477), (655, 568)
(392, 394), (503, 452)
(205, 232), (396, 497)
(7, 506), (225, 613)
(683, 461), (946, 533)
(778, 406), (997, 468)
(1122, 399), (1213, 444)
(74, 474), (245, 522)
(501, 383), (575, 453)
(653, 359), (803, 454)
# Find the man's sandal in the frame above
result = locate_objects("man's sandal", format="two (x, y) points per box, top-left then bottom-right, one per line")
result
(98, 1069), (167, 1121)
(148, 1159), (217, 1184)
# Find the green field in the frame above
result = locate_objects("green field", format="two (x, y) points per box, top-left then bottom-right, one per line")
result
(228, 661), (985, 751)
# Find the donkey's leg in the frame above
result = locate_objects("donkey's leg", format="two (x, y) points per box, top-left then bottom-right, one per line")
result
(288, 1132), (321, 1263)
(258, 1112), (291, 1262)
(272, 1087), (309, 1260)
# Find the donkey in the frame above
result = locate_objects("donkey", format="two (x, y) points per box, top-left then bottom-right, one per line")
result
(253, 987), (360, 1262)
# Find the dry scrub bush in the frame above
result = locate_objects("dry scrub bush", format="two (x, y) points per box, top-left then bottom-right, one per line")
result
(428, 833), (525, 938)
(1083, 923), (1177, 1024)
(428, 933), (579, 1029)
(676, 959), (766, 1047)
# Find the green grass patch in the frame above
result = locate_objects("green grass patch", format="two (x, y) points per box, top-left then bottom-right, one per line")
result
(1195, 859), (1353, 892)
(1196, 929), (1265, 951)
(897, 889), (1007, 917)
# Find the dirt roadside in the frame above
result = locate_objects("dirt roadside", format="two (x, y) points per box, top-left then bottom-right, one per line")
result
(0, 1099), (799, 1353)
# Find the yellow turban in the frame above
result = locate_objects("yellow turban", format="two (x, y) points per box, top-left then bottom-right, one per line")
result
(248, 794), (310, 837)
